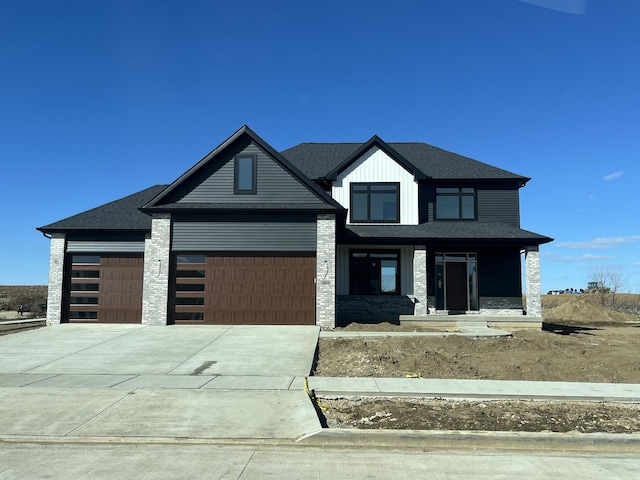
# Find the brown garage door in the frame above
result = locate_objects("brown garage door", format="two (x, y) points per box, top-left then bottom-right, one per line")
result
(66, 254), (143, 323)
(173, 254), (316, 325)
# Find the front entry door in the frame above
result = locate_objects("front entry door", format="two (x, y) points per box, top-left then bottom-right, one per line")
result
(435, 253), (478, 312)
(445, 263), (468, 311)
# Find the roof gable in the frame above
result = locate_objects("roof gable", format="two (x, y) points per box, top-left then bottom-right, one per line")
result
(143, 125), (343, 212)
(324, 136), (428, 181)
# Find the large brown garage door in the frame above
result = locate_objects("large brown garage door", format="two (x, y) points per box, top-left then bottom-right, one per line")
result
(173, 254), (316, 325)
(66, 254), (143, 323)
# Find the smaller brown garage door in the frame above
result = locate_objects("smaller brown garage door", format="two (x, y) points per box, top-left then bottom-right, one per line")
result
(66, 254), (143, 323)
(173, 254), (316, 325)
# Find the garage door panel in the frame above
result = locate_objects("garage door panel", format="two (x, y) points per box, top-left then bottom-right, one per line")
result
(66, 254), (143, 324)
(173, 254), (315, 325)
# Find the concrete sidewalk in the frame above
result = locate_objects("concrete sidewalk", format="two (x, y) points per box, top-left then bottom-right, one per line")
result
(5, 371), (640, 403)
(304, 377), (640, 402)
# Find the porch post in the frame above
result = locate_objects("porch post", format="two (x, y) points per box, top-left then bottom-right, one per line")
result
(316, 213), (336, 329)
(141, 213), (171, 326)
(413, 245), (428, 315)
(525, 245), (542, 317)
(46, 233), (66, 325)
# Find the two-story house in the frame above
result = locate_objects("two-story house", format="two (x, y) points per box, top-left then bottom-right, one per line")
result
(38, 125), (552, 329)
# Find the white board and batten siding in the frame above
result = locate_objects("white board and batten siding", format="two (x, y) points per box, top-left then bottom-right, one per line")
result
(332, 147), (419, 225)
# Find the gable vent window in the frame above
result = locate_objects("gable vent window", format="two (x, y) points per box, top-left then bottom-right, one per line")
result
(234, 155), (257, 194)
(436, 188), (476, 220)
(350, 183), (400, 223)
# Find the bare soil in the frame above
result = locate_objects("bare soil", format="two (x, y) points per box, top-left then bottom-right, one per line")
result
(316, 294), (640, 433)
(322, 398), (640, 433)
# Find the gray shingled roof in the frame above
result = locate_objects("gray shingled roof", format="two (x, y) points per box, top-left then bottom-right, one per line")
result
(280, 143), (528, 182)
(342, 222), (552, 246)
(148, 202), (339, 211)
(37, 185), (167, 232)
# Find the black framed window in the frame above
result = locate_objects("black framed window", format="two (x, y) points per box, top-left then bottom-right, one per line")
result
(350, 183), (399, 223)
(234, 155), (257, 194)
(349, 250), (399, 295)
(436, 187), (476, 220)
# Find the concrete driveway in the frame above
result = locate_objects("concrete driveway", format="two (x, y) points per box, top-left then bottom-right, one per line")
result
(0, 324), (322, 441)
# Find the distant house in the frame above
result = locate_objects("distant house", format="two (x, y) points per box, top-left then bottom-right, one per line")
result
(37, 126), (552, 328)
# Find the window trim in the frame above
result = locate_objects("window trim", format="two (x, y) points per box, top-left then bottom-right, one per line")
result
(435, 187), (477, 221)
(349, 182), (400, 223)
(349, 249), (400, 295)
(234, 154), (257, 194)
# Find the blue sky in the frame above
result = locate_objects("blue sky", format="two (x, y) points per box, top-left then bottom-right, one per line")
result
(1, 0), (638, 292)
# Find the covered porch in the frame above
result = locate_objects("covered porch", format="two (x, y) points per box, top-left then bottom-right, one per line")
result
(335, 223), (550, 329)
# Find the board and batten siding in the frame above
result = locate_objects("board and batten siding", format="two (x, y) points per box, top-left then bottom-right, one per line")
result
(164, 140), (326, 206)
(172, 221), (317, 252)
(336, 244), (414, 295)
(332, 147), (419, 225)
(477, 189), (520, 227)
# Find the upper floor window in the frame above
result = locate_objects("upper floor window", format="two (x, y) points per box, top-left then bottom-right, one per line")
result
(350, 183), (399, 223)
(436, 187), (476, 220)
(234, 155), (257, 194)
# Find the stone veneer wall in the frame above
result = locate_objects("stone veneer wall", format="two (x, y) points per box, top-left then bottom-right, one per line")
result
(337, 295), (416, 318)
(316, 214), (336, 329)
(426, 295), (524, 316)
(46, 233), (66, 325)
(479, 296), (523, 315)
(525, 246), (542, 317)
(413, 245), (428, 315)
(141, 214), (171, 326)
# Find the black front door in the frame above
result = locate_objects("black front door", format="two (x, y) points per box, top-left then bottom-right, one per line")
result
(445, 262), (468, 311)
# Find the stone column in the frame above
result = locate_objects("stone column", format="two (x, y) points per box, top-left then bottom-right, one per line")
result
(46, 233), (66, 325)
(413, 245), (428, 315)
(525, 246), (542, 317)
(141, 213), (171, 326)
(316, 214), (336, 329)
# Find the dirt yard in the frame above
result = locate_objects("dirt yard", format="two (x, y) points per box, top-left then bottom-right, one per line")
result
(316, 294), (640, 432)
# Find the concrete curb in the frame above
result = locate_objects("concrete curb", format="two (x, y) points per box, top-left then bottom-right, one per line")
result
(314, 391), (640, 402)
(2, 429), (639, 454)
(300, 428), (640, 453)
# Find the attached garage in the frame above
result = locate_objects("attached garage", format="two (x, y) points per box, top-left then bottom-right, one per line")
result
(172, 254), (316, 325)
(65, 253), (144, 323)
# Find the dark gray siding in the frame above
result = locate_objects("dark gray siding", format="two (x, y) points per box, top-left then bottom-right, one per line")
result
(477, 189), (520, 226)
(477, 248), (522, 297)
(172, 214), (317, 251)
(66, 241), (145, 253)
(420, 183), (521, 226)
(164, 138), (326, 206)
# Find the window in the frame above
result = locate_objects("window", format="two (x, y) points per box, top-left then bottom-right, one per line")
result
(72, 270), (100, 278)
(234, 155), (257, 194)
(349, 250), (399, 295)
(175, 297), (205, 305)
(176, 254), (206, 264)
(71, 255), (100, 264)
(174, 312), (204, 321)
(436, 188), (476, 220)
(175, 284), (205, 292)
(350, 183), (399, 223)
(175, 270), (206, 278)
(70, 283), (99, 291)
(69, 297), (98, 305)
